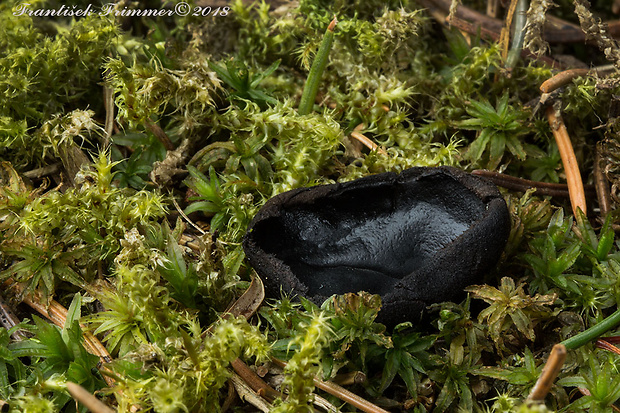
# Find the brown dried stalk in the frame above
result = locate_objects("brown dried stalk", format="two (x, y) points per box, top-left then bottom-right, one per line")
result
(419, 0), (620, 44)
(472, 169), (596, 198)
(540, 68), (591, 94)
(145, 119), (174, 151)
(66, 382), (115, 413)
(594, 144), (612, 217)
(527, 344), (567, 401)
(596, 339), (620, 355)
(230, 359), (281, 402)
(271, 357), (390, 413)
(498, 0), (520, 62)
(350, 131), (387, 155)
(546, 105), (587, 216)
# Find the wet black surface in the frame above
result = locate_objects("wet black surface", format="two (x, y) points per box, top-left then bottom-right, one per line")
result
(244, 166), (510, 327)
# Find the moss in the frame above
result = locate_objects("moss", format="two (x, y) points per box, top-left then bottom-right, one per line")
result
(1, 0), (620, 411)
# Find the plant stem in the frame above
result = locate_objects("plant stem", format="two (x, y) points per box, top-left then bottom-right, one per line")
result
(561, 307), (620, 350)
(472, 169), (596, 198)
(350, 131), (387, 155)
(594, 143), (612, 217)
(231, 359), (280, 402)
(271, 357), (389, 413)
(527, 344), (567, 401)
(66, 382), (115, 413)
(540, 68), (591, 93)
(546, 105), (587, 217)
(298, 17), (337, 116)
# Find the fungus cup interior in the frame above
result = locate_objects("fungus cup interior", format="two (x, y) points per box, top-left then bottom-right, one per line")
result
(247, 170), (489, 298)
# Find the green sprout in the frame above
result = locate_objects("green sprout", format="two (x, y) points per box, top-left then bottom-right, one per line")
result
(458, 93), (529, 169)
(298, 18), (337, 115)
(208, 58), (281, 107)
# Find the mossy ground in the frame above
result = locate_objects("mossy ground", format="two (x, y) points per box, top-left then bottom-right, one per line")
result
(1, 0), (620, 411)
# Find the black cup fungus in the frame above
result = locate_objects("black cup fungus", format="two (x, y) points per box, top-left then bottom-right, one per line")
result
(243, 166), (510, 327)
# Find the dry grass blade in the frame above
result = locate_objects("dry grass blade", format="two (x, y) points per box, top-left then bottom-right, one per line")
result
(230, 373), (273, 413)
(203, 270), (264, 336)
(103, 66), (114, 147)
(527, 344), (567, 401)
(66, 382), (115, 413)
(498, 0), (519, 61)
(173, 198), (206, 235)
(350, 131), (387, 155)
(546, 105), (587, 216)
(596, 339), (620, 355)
(224, 273), (265, 320)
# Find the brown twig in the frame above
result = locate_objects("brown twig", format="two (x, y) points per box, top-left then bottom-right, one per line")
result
(594, 144), (612, 218)
(417, 0), (620, 44)
(145, 120), (174, 151)
(546, 105), (587, 216)
(230, 359), (281, 402)
(271, 357), (389, 413)
(540, 69), (592, 94)
(448, 15), (500, 41)
(22, 295), (113, 360)
(472, 170), (596, 198)
(66, 382), (115, 413)
(527, 344), (567, 401)
(221, 380), (237, 413)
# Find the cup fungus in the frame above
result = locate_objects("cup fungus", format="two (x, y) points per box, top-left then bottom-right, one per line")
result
(243, 166), (510, 327)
